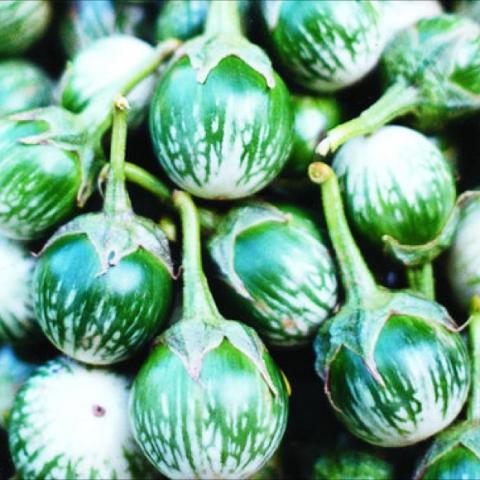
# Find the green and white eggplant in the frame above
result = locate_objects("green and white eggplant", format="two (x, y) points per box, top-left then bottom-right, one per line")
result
(447, 193), (480, 311)
(33, 99), (174, 365)
(313, 447), (394, 480)
(0, 39), (179, 241)
(0, 236), (37, 344)
(8, 357), (156, 479)
(0, 346), (35, 428)
(260, 0), (384, 93)
(381, 0), (443, 41)
(414, 298), (480, 479)
(208, 202), (338, 347)
(60, 0), (146, 58)
(281, 95), (343, 180)
(155, 0), (209, 41)
(0, 60), (52, 117)
(150, 0), (293, 200)
(318, 14), (480, 155)
(309, 162), (470, 447)
(0, 0), (51, 57)
(59, 35), (158, 125)
(130, 191), (289, 479)
(332, 125), (458, 298)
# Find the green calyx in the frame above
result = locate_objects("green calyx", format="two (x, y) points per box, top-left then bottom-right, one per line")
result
(174, 0), (276, 88)
(208, 201), (338, 346)
(317, 14), (480, 155)
(166, 191), (281, 394)
(414, 420), (480, 479)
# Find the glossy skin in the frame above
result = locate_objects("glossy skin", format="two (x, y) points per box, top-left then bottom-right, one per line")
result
(447, 196), (480, 310)
(261, 0), (383, 92)
(282, 95), (342, 178)
(0, 0), (51, 56)
(328, 315), (470, 447)
(313, 449), (393, 480)
(34, 233), (173, 364)
(415, 421), (480, 479)
(150, 55), (293, 199)
(8, 357), (156, 479)
(333, 126), (456, 247)
(130, 339), (289, 479)
(155, 0), (208, 41)
(0, 60), (52, 116)
(0, 237), (36, 343)
(209, 204), (338, 346)
(60, 35), (155, 123)
(0, 117), (81, 240)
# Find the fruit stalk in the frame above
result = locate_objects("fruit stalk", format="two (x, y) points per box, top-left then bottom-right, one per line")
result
(407, 263), (435, 300)
(468, 296), (480, 422)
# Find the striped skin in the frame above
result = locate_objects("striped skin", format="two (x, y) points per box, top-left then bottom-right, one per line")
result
(130, 339), (289, 479)
(333, 126), (456, 248)
(208, 204), (338, 347)
(0, 346), (35, 429)
(447, 195), (480, 311)
(327, 314), (470, 447)
(150, 55), (293, 200)
(261, 0), (383, 93)
(0, 237), (37, 344)
(282, 95), (342, 179)
(60, 35), (156, 125)
(415, 421), (480, 479)
(0, 0), (51, 56)
(8, 357), (156, 479)
(381, 15), (480, 131)
(0, 60), (52, 117)
(0, 117), (81, 241)
(313, 448), (393, 480)
(34, 231), (173, 365)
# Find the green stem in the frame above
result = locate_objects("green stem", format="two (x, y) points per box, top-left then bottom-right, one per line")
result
(468, 296), (480, 422)
(316, 81), (420, 156)
(79, 38), (180, 139)
(104, 97), (131, 215)
(205, 0), (242, 37)
(406, 263), (435, 300)
(309, 162), (378, 304)
(124, 162), (171, 205)
(124, 163), (221, 233)
(173, 190), (222, 323)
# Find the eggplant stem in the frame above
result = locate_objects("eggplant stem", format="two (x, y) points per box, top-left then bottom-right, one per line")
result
(316, 81), (420, 156)
(406, 263), (435, 300)
(104, 97), (131, 215)
(309, 162), (378, 304)
(468, 296), (480, 422)
(173, 190), (222, 324)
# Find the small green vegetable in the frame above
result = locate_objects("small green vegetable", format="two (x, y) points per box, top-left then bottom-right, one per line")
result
(130, 190), (289, 478)
(150, 0), (293, 199)
(332, 125), (458, 299)
(8, 357), (157, 479)
(0, 0), (51, 57)
(318, 14), (480, 155)
(0, 60), (52, 117)
(309, 162), (470, 447)
(208, 201), (338, 347)
(260, 0), (384, 92)
(33, 98), (174, 365)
